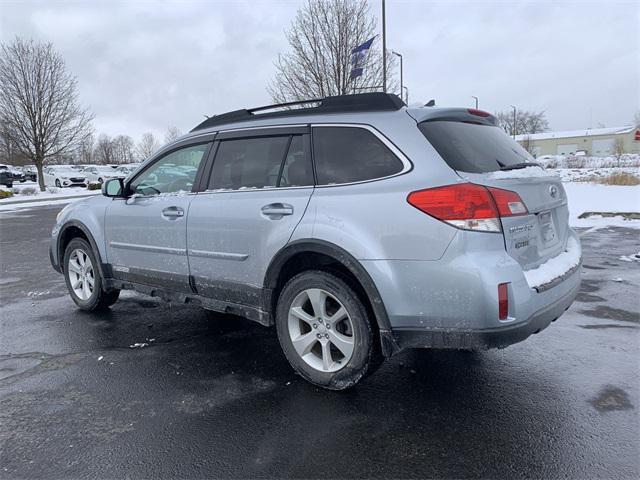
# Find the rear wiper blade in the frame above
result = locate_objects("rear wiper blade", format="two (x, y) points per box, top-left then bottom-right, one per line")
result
(499, 162), (542, 171)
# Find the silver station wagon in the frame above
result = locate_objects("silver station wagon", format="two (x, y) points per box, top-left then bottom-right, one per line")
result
(51, 93), (581, 389)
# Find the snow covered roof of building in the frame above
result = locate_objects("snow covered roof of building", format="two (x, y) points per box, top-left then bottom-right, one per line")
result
(515, 125), (635, 142)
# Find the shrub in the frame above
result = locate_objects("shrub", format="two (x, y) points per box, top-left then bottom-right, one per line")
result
(87, 181), (102, 191)
(577, 172), (640, 186)
(21, 186), (38, 196)
(0, 190), (14, 199)
(11, 187), (20, 194)
(47, 187), (59, 194)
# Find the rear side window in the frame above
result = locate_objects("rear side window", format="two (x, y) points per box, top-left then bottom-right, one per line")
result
(418, 121), (533, 173)
(209, 136), (290, 190)
(313, 127), (404, 185)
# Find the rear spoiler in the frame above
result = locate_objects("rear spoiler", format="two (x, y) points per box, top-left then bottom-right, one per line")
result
(406, 107), (498, 127)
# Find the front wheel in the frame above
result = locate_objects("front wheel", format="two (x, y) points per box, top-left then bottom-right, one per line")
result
(275, 270), (381, 390)
(63, 238), (120, 311)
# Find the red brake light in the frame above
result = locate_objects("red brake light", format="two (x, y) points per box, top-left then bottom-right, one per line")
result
(407, 183), (528, 232)
(467, 108), (491, 117)
(498, 283), (509, 320)
(488, 187), (528, 216)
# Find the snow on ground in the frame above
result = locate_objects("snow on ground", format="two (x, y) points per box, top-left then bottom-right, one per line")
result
(0, 181), (101, 200)
(537, 153), (640, 169)
(552, 167), (639, 183)
(0, 182), (100, 211)
(564, 183), (640, 229)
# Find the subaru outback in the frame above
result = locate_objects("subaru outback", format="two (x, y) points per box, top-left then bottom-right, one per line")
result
(51, 93), (581, 390)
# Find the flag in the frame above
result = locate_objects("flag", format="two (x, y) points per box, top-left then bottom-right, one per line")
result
(350, 36), (376, 80)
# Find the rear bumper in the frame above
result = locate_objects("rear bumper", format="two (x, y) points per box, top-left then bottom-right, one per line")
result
(362, 229), (582, 352)
(393, 264), (580, 350)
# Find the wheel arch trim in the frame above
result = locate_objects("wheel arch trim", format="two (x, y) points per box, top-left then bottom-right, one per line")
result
(57, 220), (108, 288)
(264, 239), (395, 343)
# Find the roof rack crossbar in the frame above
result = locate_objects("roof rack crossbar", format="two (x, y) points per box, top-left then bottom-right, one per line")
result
(191, 93), (405, 132)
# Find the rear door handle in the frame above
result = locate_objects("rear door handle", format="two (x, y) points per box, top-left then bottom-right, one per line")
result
(261, 203), (294, 217)
(162, 206), (184, 218)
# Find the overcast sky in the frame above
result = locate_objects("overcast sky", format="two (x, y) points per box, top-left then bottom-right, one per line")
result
(1, 0), (638, 142)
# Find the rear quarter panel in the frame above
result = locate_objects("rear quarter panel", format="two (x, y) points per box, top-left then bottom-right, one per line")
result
(293, 113), (461, 261)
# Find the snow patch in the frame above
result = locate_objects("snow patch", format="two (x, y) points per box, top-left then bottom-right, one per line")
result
(523, 236), (581, 289)
(487, 166), (554, 179)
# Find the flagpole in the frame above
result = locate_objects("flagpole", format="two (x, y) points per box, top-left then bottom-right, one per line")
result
(382, 0), (387, 93)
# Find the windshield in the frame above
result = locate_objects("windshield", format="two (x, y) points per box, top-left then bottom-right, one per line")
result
(418, 120), (534, 173)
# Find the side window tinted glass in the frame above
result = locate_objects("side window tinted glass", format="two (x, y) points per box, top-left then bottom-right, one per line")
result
(313, 127), (404, 185)
(208, 136), (289, 190)
(130, 143), (208, 196)
(279, 135), (313, 187)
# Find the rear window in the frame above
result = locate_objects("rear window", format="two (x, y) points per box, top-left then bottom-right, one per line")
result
(418, 120), (534, 173)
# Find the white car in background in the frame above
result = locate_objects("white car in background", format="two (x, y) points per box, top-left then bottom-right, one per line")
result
(82, 165), (120, 183)
(43, 166), (87, 188)
(111, 164), (140, 179)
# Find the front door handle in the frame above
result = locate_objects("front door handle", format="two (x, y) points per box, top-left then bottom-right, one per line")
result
(162, 206), (185, 218)
(261, 203), (294, 217)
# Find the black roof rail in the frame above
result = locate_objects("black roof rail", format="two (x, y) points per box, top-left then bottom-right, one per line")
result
(191, 92), (406, 132)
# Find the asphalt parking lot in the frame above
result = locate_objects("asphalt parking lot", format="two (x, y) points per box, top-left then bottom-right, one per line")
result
(1, 204), (639, 479)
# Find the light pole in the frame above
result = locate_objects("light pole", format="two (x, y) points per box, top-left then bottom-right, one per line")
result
(382, 0), (387, 93)
(392, 50), (403, 102)
(471, 96), (478, 109)
(510, 105), (517, 138)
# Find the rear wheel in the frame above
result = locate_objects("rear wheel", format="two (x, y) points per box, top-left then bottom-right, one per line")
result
(63, 238), (120, 311)
(276, 270), (381, 390)
(55, 179), (61, 188)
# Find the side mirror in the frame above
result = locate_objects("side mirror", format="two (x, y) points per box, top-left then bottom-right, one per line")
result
(102, 178), (125, 197)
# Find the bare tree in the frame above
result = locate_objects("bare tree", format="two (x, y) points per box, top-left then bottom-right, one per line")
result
(136, 132), (160, 161)
(165, 126), (182, 144)
(495, 110), (549, 136)
(267, 0), (397, 103)
(77, 133), (94, 164)
(93, 134), (114, 164)
(613, 137), (625, 166)
(0, 37), (93, 191)
(112, 135), (135, 164)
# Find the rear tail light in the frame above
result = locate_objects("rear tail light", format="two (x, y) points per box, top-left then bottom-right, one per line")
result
(407, 183), (528, 232)
(498, 283), (509, 320)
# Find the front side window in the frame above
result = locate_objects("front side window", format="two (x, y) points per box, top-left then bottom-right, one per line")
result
(208, 135), (311, 190)
(312, 127), (404, 185)
(129, 143), (208, 196)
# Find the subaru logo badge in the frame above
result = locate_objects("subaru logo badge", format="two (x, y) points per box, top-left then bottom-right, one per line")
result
(549, 185), (558, 198)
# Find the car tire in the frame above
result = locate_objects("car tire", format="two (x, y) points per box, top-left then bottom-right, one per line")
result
(275, 270), (381, 390)
(63, 238), (120, 311)
(98, 178), (103, 183)
(55, 179), (61, 188)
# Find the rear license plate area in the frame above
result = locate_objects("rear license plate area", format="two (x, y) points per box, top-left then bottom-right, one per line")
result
(538, 210), (557, 246)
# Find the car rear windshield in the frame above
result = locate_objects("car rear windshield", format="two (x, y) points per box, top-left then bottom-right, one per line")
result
(418, 120), (533, 173)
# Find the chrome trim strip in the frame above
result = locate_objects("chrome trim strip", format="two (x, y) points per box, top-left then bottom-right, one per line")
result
(187, 249), (249, 261)
(109, 241), (186, 256)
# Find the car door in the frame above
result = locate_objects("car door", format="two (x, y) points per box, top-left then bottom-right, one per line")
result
(187, 127), (315, 307)
(104, 140), (213, 292)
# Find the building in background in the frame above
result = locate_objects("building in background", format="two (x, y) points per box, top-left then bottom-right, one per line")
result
(516, 126), (640, 157)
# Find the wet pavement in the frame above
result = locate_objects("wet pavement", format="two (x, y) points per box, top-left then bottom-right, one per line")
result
(1, 205), (639, 479)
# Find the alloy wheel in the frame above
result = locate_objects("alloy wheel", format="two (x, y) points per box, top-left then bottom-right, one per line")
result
(288, 288), (355, 372)
(67, 248), (95, 300)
